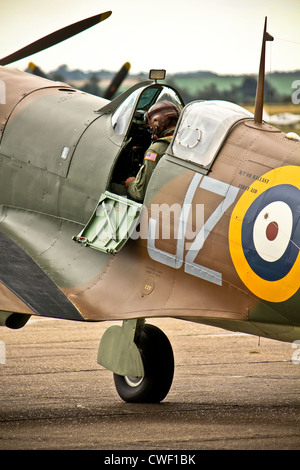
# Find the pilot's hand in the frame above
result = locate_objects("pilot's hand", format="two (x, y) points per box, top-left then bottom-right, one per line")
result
(125, 176), (135, 188)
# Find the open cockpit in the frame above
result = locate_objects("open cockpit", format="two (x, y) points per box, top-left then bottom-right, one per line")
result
(109, 80), (184, 189)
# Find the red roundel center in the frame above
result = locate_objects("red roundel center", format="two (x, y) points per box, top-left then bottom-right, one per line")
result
(266, 221), (279, 241)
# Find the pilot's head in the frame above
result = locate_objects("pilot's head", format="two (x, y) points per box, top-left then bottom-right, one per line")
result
(144, 100), (180, 138)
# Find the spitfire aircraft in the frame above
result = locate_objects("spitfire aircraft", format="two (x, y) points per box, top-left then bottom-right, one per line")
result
(0, 13), (299, 403)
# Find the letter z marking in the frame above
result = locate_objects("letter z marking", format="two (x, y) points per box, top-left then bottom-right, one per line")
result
(147, 173), (239, 285)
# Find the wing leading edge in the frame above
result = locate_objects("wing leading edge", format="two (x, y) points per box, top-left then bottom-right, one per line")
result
(0, 230), (83, 320)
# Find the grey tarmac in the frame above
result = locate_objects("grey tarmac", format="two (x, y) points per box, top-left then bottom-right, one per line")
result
(0, 316), (299, 450)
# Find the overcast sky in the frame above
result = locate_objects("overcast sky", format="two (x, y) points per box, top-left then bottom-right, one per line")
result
(1, 0), (299, 75)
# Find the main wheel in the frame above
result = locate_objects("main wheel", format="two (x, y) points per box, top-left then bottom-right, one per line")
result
(113, 324), (174, 403)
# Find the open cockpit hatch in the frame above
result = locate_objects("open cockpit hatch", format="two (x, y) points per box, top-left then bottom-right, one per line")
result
(73, 191), (142, 254)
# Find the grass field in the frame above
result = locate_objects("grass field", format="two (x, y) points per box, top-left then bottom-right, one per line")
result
(172, 75), (244, 93)
(171, 72), (300, 97)
(243, 103), (300, 114)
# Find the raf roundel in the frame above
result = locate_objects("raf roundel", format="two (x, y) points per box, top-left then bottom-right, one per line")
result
(229, 166), (300, 303)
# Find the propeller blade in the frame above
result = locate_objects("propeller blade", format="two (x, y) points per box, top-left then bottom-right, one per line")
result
(103, 62), (131, 99)
(0, 11), (112, 66)
(28, 62), (48, 78)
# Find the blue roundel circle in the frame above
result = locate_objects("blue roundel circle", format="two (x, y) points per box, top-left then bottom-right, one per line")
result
(241, 184), (300, 282)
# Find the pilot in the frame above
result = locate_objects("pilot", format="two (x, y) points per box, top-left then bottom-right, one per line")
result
(124, 100), (180, 202)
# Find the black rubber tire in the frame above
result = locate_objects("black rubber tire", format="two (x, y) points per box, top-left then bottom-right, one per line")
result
(113, 324), (174, 403)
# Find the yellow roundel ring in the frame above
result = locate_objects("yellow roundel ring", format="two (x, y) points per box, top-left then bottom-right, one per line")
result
(229, 165), (300, 303)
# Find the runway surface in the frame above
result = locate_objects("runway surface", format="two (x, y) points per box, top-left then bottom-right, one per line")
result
(0, 316), (299, 451)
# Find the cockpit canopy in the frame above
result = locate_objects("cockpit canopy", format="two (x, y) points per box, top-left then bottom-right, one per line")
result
(171, 100), (253, 168)
(111, 82), (253, 172)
